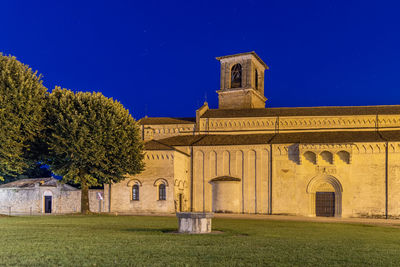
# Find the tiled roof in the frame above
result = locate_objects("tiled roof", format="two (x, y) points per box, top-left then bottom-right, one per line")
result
(194, 134), (275, 146)
(151, 134), (274, 146)
(269, 131), (385, 144)
(0, 178), (78, 191)
(0, 178), (56, 188)
(210, 176), (241, 182)
(149, 135), (206, 146)
(144, 130), (400, 148)
(201, 105), (400, 118)
(139, 117), (195, 125)
(144, 140), (176, 150)
(216, 51), (269, 69)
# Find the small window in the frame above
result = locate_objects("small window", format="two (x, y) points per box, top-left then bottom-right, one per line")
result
(231, 64), (242, 88)
(159, 184), (166, 200)
(132, 184), (139, 201)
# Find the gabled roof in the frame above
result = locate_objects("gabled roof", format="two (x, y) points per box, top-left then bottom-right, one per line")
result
(201, 105), (400, 118)
(139, 117), (195, 125)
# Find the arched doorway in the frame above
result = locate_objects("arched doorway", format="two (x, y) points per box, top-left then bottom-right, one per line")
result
(306, 175), (343, 217)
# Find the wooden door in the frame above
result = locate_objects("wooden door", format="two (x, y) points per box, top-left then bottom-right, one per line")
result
(316, 192), (335, 217)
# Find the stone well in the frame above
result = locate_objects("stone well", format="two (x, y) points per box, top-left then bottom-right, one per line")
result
(176, 212), (214, 233)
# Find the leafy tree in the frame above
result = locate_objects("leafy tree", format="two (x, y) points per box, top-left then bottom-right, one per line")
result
(1, 163), (52, 184)
(45, 87), (144, 213)
(0, 54), (48, 180)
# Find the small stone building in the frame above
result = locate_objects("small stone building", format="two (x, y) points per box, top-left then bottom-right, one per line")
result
(0, 178), (104, 215)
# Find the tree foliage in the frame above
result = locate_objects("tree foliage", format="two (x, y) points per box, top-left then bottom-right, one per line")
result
(1, 163), (52, 184)
(45, 87), (144, 213)
(0, 54), (48, 180)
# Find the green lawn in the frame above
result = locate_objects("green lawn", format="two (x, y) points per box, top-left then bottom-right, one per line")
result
(1, 215), (400, 266)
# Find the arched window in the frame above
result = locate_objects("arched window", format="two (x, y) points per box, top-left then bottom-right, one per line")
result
(132, 184), (139, 201)
(255, 69), (258, 90)
(304, 151), (317, 165)
(320, 151), (333, 164)
(231, 64), (242, 88)
(337, 151), (350, 164)
(159, 184), (166, 200)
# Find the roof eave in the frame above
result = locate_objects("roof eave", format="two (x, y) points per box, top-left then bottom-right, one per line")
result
(216, 51), (269, 69)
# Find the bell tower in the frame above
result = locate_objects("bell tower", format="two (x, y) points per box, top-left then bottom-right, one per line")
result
(216, 51), (268, 109)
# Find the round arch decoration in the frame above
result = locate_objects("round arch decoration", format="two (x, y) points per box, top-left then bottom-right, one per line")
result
(153, 178), (169, 187)
(43, 190), (53, 197)
(127, 179), (143, 187)
(306, 175), (343, 217)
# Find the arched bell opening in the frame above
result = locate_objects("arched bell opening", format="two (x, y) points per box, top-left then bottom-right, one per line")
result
(230, 64), (242, 88)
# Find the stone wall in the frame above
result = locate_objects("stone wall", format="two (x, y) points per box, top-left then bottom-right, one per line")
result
(89, 189), (105, 213)
(188, 141), (400, 218)
(0, 188), (41, 214)
(271, 142), (400, 218)
(142, 124), (195, 141)
(218, 89), (266, 109)
(107, 150), (190, 213)
(0, 185), (103, 215)
(173, 151), (191, 212)
(198, 115), (400, 134)
(211, 180), (241, 213)
(192, 145), (269, 214)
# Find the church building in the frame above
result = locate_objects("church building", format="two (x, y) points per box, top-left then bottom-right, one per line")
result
(106, 51), (400, 218)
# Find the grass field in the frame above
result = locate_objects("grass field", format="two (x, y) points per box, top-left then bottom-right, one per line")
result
(1, 215), (400, 266)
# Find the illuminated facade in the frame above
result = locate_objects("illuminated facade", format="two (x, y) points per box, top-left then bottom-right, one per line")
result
(107, 52), (400, 218)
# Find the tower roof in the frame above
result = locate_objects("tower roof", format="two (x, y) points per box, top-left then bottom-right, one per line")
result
(216, 51), (269, 69)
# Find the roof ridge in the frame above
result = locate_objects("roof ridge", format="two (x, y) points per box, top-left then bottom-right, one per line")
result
(151, 139), (192, 157)
(206, 104), (400, 111)
(139, 117), (196, 125)
(140, 116), (195, 119)
(151, 139), (177, 150)
(190, 135), (208, 146)
(267, 133), (278, 144)
(202, 105), (400, 118)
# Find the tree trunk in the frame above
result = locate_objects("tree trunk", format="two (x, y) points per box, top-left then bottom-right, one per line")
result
(81, 182), (90, 214)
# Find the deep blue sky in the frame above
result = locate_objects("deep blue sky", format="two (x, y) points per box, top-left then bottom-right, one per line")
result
(2, 0), (400, 119)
